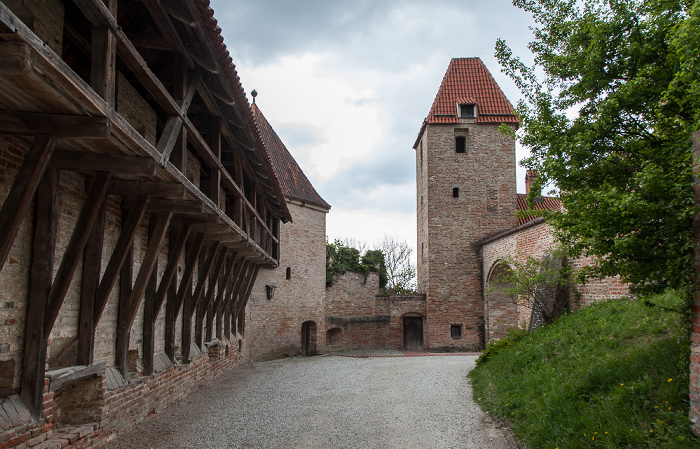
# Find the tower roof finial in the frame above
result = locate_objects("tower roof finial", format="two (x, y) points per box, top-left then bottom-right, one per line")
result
(251, 89), (258, 104)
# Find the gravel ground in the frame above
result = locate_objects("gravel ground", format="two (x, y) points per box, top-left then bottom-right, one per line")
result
(106, 353), (517, 449)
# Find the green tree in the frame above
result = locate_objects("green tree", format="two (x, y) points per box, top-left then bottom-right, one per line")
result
(497, 0), (699, 295)
(325, 240), (387, 288)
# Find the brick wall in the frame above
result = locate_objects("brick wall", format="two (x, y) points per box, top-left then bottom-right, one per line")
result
(325, 271), (427, 351)
(482, 219), (630, 342)
(244, 200), (328, 361)
(4, 0), (64, 56)
(417, 120), (517, 351)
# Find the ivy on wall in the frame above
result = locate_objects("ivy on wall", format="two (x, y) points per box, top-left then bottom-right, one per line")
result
(326, 240), (387, 288)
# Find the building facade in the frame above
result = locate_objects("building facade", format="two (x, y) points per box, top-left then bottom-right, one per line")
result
(414, 58), (519, 351)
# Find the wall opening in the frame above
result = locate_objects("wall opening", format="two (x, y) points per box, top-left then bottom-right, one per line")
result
(403, 315), (423, 351)
(326, 327), (342, 348)
(301, 321), (317, 356)
(453, 187), (459, 198)
(485, 261), (519, 344)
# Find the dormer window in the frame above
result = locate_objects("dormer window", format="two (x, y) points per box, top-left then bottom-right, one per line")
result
(459, 104), (476, 118)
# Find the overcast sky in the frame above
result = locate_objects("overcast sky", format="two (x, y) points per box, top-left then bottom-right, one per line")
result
(210, 0), (537, 257)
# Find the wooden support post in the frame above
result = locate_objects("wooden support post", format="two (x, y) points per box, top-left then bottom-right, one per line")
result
(202, 250), (227, 342)
(90, 25), (117, 106)
(142, 218), (159, 376)
(164, 258), (178, 362)
(93, 197), (149, 324)
(176, 234), (205, 363)
(116, 206), (134, 380)
(190, 241), (222, 312)
(0, 134), (54, 275)
(214, 254), (239, 339)
(208, 118), (221, 209)
(76, 201), (106, 366)
(181, 286), (192, 363)
(20, 168), (58, 418)
(227, 260), (251, 338)
(44, 172), (111, 336)
(153, 223), (192, 318)
(237, 266), (260, 336)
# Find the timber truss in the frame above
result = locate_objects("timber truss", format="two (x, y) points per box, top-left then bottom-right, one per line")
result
(0, 0), (290, 417)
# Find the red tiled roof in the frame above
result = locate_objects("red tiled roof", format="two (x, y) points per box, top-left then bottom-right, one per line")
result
(251, 103), (331, 211)
(414, 58), (518, 148)
(428, 58), (518, 125)
(516, 193), (562, 226)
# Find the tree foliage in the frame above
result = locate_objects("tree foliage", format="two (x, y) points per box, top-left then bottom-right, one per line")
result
(375, 236), (417, 294)
(497, 0), (700, 295)
(325, 240), (387, 288)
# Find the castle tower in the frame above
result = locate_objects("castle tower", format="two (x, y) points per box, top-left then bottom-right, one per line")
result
(414, 58), (518, 351)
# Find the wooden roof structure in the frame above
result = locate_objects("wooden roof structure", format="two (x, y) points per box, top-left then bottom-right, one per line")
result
(0, 0), (290, 417)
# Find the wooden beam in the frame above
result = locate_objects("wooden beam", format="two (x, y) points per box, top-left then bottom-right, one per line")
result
(76, 201), (106, 366)
(90, 25), (117, 107)
(164, 249), (178, 362)
(0, 134), (54, 275)
(173, 233), (206, 317)
(237, 266), (260, 335)
(126, 213), (172, 328)
(44, 172), (112, 336)
(0, 112), (111, 139)
(107, 180), (186, 198)
(153, 223), (192, 319)
(51, 151), (157, 175)
(0, 42), (35, 75)
(141, 0), (194, 67)
(225, 259), (251, 337)
(126, 34), (172, 51)
(142, 217), (160, 376)
(215, 255), (238, 339)
(190, 241), (222, 312)
(162, 1), (197, 27)
(201, 249), (227, 342)
(93, 197), (149, 324)
(116, 209), (134, 379)
(147, 199), (204, 214)
(20, 168), (58, 418)
(157, 116), (183, 165)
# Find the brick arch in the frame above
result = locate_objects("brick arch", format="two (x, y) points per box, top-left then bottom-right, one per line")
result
(484, 260), (518, 344)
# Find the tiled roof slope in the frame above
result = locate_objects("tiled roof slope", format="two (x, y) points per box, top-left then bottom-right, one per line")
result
(251, 104), (331, 211)
(516, 193), (562, 226)
(428, 58), (518, 125)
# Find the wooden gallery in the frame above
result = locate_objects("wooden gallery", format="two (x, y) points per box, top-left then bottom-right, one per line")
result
(0, 0), (302, 447)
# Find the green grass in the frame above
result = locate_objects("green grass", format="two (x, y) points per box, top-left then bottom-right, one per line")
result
(469, 291), (700, 448)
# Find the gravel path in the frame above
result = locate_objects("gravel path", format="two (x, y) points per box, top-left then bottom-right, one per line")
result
(106, 353), (517, 449)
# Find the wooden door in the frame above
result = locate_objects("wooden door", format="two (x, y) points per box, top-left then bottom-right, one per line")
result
(403, 316), (423, 351)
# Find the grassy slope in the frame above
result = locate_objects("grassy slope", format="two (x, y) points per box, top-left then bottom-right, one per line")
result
(469, 293), (700, 448)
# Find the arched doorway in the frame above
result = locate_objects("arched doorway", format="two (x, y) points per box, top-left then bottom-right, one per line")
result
(403, 315), (423, 351)
(485, 261), (518, 343)
(301, 321), (317, 356)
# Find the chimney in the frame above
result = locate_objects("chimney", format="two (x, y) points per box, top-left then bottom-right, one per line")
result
(525, 170), (539, 194)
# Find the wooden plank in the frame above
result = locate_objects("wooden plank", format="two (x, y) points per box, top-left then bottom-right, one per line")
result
(51, 150), (157, 175)
(1, 401), (21, 426)
(0, 42), (35, 75)
(141, 0), (194, 67)
(76, 201), (106, 366)
(8, 395), (32, 423)
(126, 34), (171, 51)
(126, 212), (172, 328)
(90, 26), (117, 107)
(147, 199), (204, 214)
(107, 180), (186, 198)
(93, 197), (149, 324)
(0, 111), (111, 138)
(153, 223), (192, 318)
(157, 116), (183, 165)
(44, 172), (111, 336)
(0, 406), (10, 430)
(20, 168), (58, 418)
(48, 362), (106, 391)
(0, 134), (54, 275)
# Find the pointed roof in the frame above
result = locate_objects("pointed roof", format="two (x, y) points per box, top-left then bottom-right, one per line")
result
(414, 58), (518, 148)
(251, 103), (331, 211)
(516, 193), (562, 226)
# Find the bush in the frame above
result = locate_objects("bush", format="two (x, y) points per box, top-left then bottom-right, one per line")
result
(475, 327), (529, 366)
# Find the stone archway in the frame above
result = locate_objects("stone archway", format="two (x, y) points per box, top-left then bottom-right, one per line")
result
(485, 261), (518, 344)
(301, 321), (317, 356)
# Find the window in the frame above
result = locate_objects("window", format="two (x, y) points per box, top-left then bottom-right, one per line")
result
(455, 135), (466, 153)
(285, 267), (291, 279)
(453, 187), (459, 198)
(459, 104), (476, 118)
(451, 324), (462, 338)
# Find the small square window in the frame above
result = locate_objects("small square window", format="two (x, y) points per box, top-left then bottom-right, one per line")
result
(453, 187), (459, 198)
(460, 104), (475, 118)
(286, 267), (291, 279)
(451, 325), (462, 338)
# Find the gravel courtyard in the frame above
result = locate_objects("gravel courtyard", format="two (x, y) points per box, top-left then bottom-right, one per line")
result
(106, 352), (516, 449)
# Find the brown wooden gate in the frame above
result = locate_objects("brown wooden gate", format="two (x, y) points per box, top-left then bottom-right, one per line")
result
(403, 316), (423, 351)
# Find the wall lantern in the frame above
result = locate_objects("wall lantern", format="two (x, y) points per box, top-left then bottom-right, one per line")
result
(266, 284), (277, 300)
